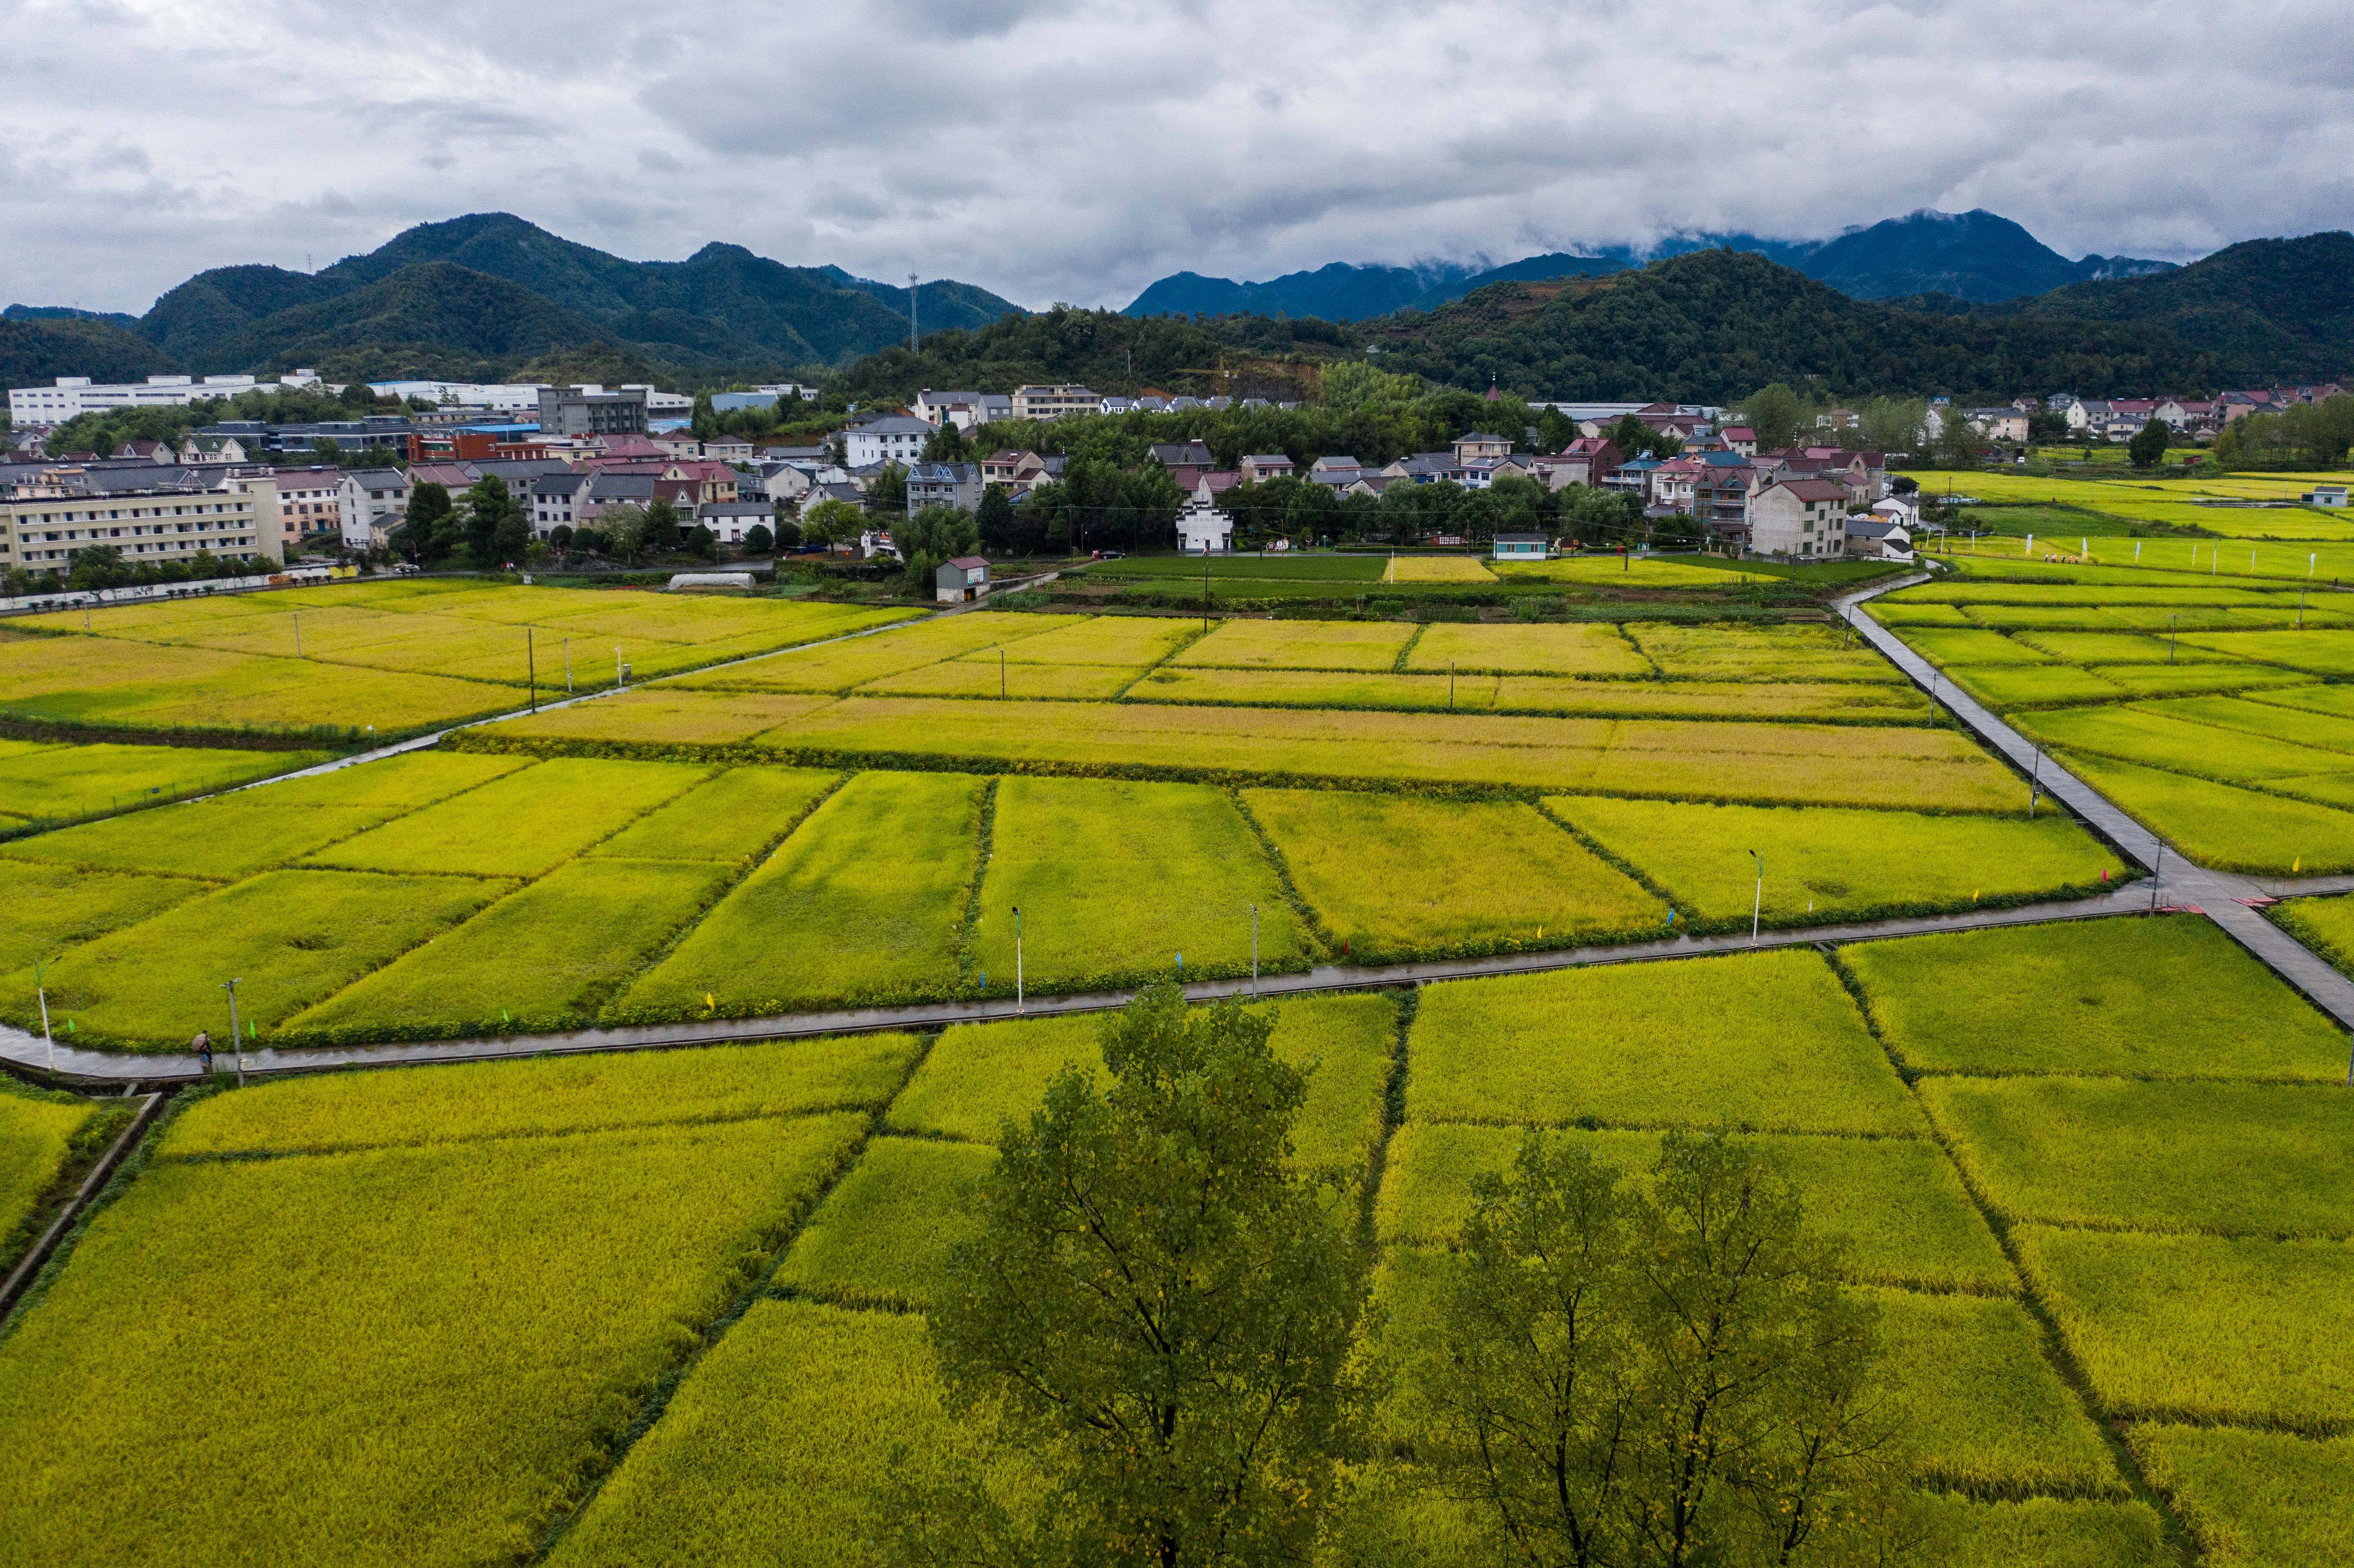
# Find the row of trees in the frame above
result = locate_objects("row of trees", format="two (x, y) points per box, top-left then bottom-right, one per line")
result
(2211, 394), (2354, 471)
(3, 546), (261, 598)
(42, 382), (424, 460)
(882, 984), (1923, 1568)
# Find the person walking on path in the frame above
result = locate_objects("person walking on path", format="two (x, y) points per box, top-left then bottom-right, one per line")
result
(191, 1030), (212, 1075)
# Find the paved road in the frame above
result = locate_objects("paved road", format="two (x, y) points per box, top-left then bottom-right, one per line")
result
(0, 885), (2200, 1086)
(1836, 574), (2354, 1033)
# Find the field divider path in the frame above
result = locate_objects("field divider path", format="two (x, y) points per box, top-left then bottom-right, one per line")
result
(0, 887), (2174, 1088)
(0, 1090), (164, 1321)
(1837, 573), (2354, 1033)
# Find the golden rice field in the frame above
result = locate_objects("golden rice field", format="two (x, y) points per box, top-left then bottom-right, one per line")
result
(1380, 554), (1496, 582)
(19, 906), (2342, 1563)
(1906, 469), (2354, 540)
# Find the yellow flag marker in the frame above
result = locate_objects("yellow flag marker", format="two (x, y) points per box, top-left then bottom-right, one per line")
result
(705, 991), (717, 1013)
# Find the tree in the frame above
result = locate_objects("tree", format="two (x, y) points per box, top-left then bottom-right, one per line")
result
(897, 504), (981, 595)
(598, 503), (653, 563)
(976, 483), (1018, 556)
(548, 524), (576, 552)
(871, 461), (909, 514)
(772, 518), (802, 549)
(685, 522), (719, 560)
(67, 544), (131, 591)
(392, 482), (453, 561)
(1737, 384), (1808, 453)
(460, 476), (517, 563)
(895, 983), (1371, 1568)
(923, 423), (977, 464)
(1401, 1130), (1913, 1568)
(643, 496), (681, 555)
(744, 523), (775, 554)
(2128, 417), (2171, 470)
(800, 497), (866, 550)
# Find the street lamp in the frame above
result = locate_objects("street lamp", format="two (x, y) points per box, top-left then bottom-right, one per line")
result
(33, 955), (58, 1071)
(1014, 905), (1023, 1014)
(222, 977), (244, 1086)
(1749, 850), (1764, 946)
(1251, 904), (1259, 997)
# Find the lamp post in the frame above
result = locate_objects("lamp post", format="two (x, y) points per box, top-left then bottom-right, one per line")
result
(526, 626), (537, 714)
(1251, 904), (1259, 997)
(2148, 847), (2163, 914)
(222, 977), (243, 1086)
(34, 956), (57, 1071)
(564, 638), (573, 694)
(1013, 905), (1023, 1014)
(1749, 850), (1763, 946)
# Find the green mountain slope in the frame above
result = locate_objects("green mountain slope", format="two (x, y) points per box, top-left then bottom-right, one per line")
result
(110, 213), (1028, 377)
(0, 317), (182, 392)
(215, 262), (636, 382)
(1364, 250), (2222, 401)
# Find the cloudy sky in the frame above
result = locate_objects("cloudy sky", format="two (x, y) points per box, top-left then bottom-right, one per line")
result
(3, 0), (2349, 314)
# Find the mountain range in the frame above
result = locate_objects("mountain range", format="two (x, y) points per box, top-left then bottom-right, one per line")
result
(1, 214), (1029, 387)
(1123, 210), (2178, 320)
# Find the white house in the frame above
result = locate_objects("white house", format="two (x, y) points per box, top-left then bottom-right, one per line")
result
(1844, 516), (1914, 561)
(338, 467), (411, 549)
(841, 415), (933, 468)
(1175, 502), (1235, 553)
(1492, 533), (1549, 562)
(2305, 485), (2349, 507)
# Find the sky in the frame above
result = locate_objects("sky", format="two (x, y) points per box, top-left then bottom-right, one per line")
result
(3, 0), (2350, 315)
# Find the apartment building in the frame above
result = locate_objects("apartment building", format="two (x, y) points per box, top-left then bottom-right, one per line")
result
(7, 373), (313, 423)
(265, 465), (345, 547)
(1009, 384), (1099, 421)
(1, 478), (281, 573)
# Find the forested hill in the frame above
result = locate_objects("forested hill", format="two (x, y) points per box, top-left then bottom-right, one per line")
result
(1361, 249), (2337, 402)
(39, 214), (1031, 383)
(0, 316), (182, 392)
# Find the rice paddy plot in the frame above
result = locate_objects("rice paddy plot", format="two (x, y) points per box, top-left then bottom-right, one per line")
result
(0, 870), (507, 1049)
(0, 631), (522, 736)
(582, 766), (837, 862)
(2017, 704), (2354, 782)
(0, 1083), (100, 1266)
(2013, 1226), (2354, 1431)
(1943, 665), (2133, 708)
(1869, 600), (1974, 627)
(1905, 628), (2059, 666)
(1490, 676), (1929, 722)
(615, 770), (982, 1017)
(2056, 750), (2354, 874)
(1084, 553), (1386, 580)
(1869, 1288), (2128, 1500)
(1383, 554), (1496, 583)
(1170, 618), (1418, 670)
(1126, 665), (1503, 711)
(1407, 949), (1922, 1134)
(664, 613), (1084, 692)
(1405, 619), (1652, 675)
(863, 658), (1140, 700)
(1492, 554), (1775, 586)
(305, 758), (713, 878)
(162, 1033), (919, 1160)
(2271, 891), (2354, 980)
(0, 1113), (869, 1568)
(0, 750), (525, 879)
(2132, 1425), (2354, 1568)
(887, 993), (1395, 1175)
(1551, 797), (2123, 926)
(971, 776), (1309, 990)
(280, 858), (738, 1043)
(977, 613), (1197, 665)
(484, 694), (2030, 812)
(1245, 788), (1663, 958)
(0, 737), (331, 826)
(1373, 1122), (2009, 1293)
(2173, 627), (2354, 675)
(772, 1136), (995, 1310)
(1844, 915), (2346, 1080)
(541, 1300), (1025, 1568)
(1626, 620), (1902, 682)
(0, 858), (212, 973)
(1924, 1076), (2354, 1238)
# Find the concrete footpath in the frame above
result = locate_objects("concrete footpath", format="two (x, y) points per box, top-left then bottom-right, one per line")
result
(1836, 575), (2354, 1033)
(0, 886), (2198, 1087)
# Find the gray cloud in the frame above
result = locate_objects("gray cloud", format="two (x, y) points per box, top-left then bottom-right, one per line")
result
(0, 0), (2347, 315)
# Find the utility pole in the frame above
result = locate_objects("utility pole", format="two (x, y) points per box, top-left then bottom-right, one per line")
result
(1251, 905), (1259, 997)
(527, 626), (537, 713)
(34, 957), (57, 1072)
(908, 274), (919, 353)
(222, 977), (244, 1087)
(1014, 906), (1024, 1014)
(1749, 851), (1764, 946)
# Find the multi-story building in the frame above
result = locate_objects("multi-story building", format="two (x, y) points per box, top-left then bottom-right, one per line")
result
(339, 468), (411, 549)
(842, 415), (934, 468)
(1009, 384), (1098, 422)
(7, 373), (306, 424)
(536, 386), (649, 437)
(1, 477), (280, 574)
(905, 461), (982, 512)
(263, 466), (345, 548)
(1749, 479), (1853, 559)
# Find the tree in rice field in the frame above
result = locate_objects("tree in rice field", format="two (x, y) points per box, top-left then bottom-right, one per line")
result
(1389, 1130), (1921, 1568)
(2128, 416), (2171, 470)
(883, 982), (1372, 1568)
